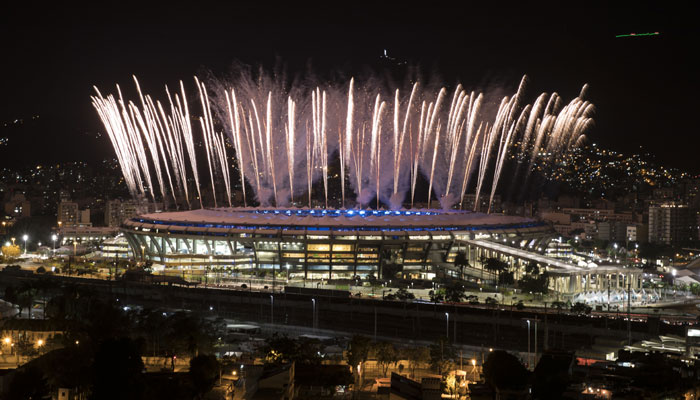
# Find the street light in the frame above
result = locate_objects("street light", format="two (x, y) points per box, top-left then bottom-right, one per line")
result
(52, 234), (57, 253)
(445, 312), (450, 340)
(270, 295), (274, 324)
(526, 319), (531, 370)
(311, 298), (316, 329)
(22, 234), (28, 254)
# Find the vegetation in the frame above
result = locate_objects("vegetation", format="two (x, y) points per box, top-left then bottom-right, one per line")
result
(346, 335), (372, 388)
(443, 281), (467, 302)
(429, 336), (455, 376)
(0, 279), (222, 399)
(1, 243), (21, 257)
(428, 289), (445, 303)
(263, 333), (323, 365)
(519, 261), (550, 294)
(189, 354), (221, 399)
(374, 342), (398, 377)
(453, 251), (470, 280)
(483, 350), (530, 394)
(483, 257), (516, 286)
(570, 302), (592, 314)
(404, 346), (430, 378)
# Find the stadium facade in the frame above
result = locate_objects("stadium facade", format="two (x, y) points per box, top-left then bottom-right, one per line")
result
(121, 208), (551, 281)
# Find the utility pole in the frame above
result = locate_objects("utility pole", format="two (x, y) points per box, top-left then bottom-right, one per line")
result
(374, 306), (377, 341)
(453, 307), (457, 343)
(544, 302), (548, 351)
(627, 279), (632, 346)
(534, 318), (538, 368)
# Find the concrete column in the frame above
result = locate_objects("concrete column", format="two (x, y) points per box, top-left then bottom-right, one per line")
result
(586, 274), (590, 291)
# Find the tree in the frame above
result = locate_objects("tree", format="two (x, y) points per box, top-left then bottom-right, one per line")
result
(14, 336), (38, 358)
(382, 262), (403, 280)
(483, 257), (508, 276)
(497, 271), (515, 285)
(524, 261), (540, 275)
(443, 282), (466, 303)
(428, 289), (444, 303)
(429, 337), (455, 376)
(6, 365), (49, 400)
(162, 312), (216, 361)
(189, 354), (220, 399)
(346, 335), (372, 391)
(519, 262), (550, 294)
(92, 337), (145, 400)
(37, 346), (92, 395)
(405, 347), (430, 378)
(1, 244), (21, 258)
(551, 301), (566, 312)
(374, 342), (398, 377)
(485, 296), (499, 308)
(533, 351), (574, 399)
(394, 288), (415, 300)
(454, 251), (470, 280)
(484, 258), (516, 286)
(482, 350), (530, 394)
(570, 302), (592, 314)
(263, 334), (322, 365)
(16, 282), (37, 318)
(443, 372), (459, 399)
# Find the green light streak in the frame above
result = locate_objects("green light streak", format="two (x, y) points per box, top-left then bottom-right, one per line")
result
(615, 32), (660, 38)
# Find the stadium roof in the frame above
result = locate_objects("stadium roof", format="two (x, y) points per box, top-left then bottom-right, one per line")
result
(132, 207), (541, 231)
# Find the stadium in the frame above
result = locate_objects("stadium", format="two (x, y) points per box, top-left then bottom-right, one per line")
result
(121, 208), (551, 281)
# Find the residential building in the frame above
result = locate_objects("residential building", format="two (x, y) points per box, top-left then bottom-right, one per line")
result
(105, 199), (160, 227)
(57, 201), (91, 227)
(3, 192), (30, 218)
(625, 223), (649, 244)
(648, 202), (696, 245)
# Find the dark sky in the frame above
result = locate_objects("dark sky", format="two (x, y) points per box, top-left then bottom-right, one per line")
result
(2, 2), (699, 172)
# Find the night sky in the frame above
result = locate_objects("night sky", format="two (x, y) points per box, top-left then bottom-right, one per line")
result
(2, 2), (698, 172)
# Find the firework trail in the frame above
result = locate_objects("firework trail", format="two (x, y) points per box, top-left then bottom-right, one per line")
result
(93, 71), (593, 213)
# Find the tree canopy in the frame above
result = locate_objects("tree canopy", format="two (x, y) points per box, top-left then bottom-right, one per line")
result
(483, 350), (530, 392)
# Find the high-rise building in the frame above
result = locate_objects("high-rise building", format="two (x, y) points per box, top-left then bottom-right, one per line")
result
(105, 199), (160, 227)
(648, 202), (696, 245)
(57, 201), (91, 227)
(57, 201), (79, 226)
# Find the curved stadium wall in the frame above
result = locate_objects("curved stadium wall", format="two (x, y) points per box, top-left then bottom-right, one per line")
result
(121, 208), (551, 281)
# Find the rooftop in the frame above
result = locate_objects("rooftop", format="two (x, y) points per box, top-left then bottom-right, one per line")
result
(131, 207), (541, 232)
